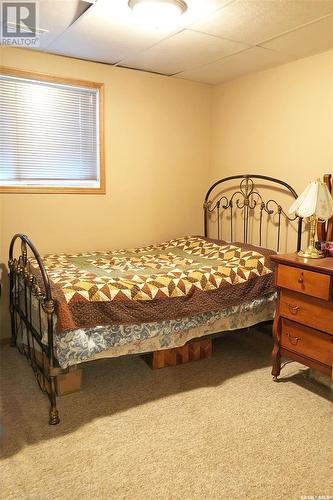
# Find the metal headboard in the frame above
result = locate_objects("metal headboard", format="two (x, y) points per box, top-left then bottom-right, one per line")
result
(204, 174), (302, 252)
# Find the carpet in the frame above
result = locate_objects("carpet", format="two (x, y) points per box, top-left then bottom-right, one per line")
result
(1, 328), (332, 500)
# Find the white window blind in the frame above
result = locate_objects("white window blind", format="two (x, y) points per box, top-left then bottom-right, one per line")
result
(0, 73), (101, 190)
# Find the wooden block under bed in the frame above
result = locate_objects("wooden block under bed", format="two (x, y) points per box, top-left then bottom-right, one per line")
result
(55, 369), (82, 396)
(143, 338), (212, 369)
(33, 349), (82, 396)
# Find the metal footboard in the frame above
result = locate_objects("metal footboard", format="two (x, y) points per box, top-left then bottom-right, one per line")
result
(9, 234), (61, 425)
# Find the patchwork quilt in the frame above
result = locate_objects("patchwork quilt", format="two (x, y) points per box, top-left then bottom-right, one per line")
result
(31, 236), (276, 334)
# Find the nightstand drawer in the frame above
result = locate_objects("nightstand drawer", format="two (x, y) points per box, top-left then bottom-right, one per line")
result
(281, 319), (333, 365)
(280, 290), (333, 334)
(276, 264), (331, 300)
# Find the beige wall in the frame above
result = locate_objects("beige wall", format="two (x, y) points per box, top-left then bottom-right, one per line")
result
(211, 49), (333, 191)
(210, 49), (333, 251)
(0, 47), (213, 337)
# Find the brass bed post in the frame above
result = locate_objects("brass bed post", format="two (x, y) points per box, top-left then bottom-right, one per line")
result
(203, 201), (210, 238)
(8, 258), (16, 347)
(44, 297), (59, 425)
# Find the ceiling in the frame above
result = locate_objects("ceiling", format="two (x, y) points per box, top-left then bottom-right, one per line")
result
(26, 0), (333, 84)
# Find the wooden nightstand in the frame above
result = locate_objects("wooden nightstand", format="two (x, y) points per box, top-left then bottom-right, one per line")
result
(271, 253), (333, 380)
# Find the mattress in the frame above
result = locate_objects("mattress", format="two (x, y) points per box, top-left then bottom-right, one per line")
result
(30, 236), (277, 334)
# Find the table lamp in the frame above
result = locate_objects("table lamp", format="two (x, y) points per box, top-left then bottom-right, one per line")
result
(289, 179), (333, 258)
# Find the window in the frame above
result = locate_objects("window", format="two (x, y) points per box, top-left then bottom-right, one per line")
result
(0, 68), (105, 194)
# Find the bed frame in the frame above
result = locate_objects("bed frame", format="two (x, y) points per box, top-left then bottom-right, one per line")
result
(8, 174), (302, 425)
(204, 174), (302, 252)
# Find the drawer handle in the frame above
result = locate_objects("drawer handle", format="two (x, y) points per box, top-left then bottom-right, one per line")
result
(298, 272), (304, 284)
(287, 303), (300, 314)
(286, 332), (301, 345)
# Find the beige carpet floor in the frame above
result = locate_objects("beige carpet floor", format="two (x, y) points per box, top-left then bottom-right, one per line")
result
(1, 328), (332, 500)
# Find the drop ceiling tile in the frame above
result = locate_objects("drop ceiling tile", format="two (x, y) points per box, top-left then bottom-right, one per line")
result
(118, 29), (248, 75)
(261, 15), (333, 58)
(191, 0), (333, 45)
(47, 0), (170, 63)
(166, 0), (237, 28)
(176, 46), (295, 84)
(10, 0), (91, 49)
(47, 0), (232, 64)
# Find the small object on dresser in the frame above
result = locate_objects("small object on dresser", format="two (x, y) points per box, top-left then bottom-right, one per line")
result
(321, 241), (333, 257)
(289, 179), (333, 259)
(271, 253), (333, 381)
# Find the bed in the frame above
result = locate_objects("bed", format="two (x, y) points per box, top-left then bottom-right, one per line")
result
(8, 174), (303, 424)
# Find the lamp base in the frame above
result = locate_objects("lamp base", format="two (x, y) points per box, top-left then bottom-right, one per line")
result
(298, 245), (324, 259)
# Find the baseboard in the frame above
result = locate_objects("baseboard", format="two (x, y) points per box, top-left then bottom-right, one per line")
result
(0, 337), (11, 346)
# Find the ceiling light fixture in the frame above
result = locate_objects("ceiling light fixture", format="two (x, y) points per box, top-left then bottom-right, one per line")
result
(128, 0), (187, 29)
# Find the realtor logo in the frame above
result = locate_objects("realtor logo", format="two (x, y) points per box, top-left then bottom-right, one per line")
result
(1, 1), (39, 46)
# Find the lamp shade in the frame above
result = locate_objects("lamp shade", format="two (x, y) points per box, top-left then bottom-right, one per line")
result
(289, 179), (333, 220)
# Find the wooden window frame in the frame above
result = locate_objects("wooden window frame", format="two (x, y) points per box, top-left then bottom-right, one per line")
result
(0, 66), (105, 194)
